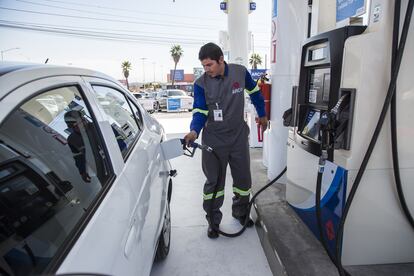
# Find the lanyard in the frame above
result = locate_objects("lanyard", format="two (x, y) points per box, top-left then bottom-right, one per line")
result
(203, 73), (225, 107)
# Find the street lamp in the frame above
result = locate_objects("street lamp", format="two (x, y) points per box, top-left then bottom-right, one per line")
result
(1, 47), (20, 61)
(152, 62), (156, 82)
(140, 57), (147, 88)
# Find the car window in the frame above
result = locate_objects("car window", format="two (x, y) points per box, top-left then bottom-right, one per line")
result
(91, 85), (142, 159)
(0, 86), (111, 276)
(127, 98), (144, 130)
(167, 90), (186, 97)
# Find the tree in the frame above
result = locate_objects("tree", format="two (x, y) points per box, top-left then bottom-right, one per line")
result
(170, 45), (183, 85)
(121, 61), (132, 90)
(249, 53), (262, 69)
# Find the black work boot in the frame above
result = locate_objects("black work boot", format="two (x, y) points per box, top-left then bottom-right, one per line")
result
(207, 224), (219, 239)
(234, 215), (254, 227)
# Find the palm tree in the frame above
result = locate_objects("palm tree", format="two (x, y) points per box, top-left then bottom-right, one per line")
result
(170, 45), (183, 85)
(249, 53), (262, 69)
(121, 61), (132, 90)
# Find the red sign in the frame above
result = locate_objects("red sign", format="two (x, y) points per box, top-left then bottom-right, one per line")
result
(325, 220), (335, 241)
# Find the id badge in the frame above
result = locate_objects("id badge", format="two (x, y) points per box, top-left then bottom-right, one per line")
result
(213, 109), (223, 121)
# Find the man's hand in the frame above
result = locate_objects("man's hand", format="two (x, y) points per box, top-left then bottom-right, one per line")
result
(184, 130), (198, 146)
(81, 172), (91, 183)
(258, 116), (268, 132)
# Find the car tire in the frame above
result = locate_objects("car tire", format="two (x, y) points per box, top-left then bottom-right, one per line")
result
(154, 102), (160, 112)
(154, 201), (171, 261)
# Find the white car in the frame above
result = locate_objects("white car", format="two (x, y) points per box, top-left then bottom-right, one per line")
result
(133, 93), (156, 114)
(157, 89), (194, 112)
(0, 62), (173, 276)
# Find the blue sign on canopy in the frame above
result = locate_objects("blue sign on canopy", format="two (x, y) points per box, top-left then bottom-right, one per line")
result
(336, 0), (366, 22)
(272, 0), (277, 18)
(250, 2), (256, 11)
(250, 69), (267, 80)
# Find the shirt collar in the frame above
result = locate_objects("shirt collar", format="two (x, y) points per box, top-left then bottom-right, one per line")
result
(214, 62), (228, 79)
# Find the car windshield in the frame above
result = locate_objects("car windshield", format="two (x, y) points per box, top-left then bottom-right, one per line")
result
(167, 90), (186, 97)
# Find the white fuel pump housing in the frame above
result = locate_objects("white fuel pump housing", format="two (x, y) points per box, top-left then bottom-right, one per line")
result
(285, 0), (414, 266)
(265, 0), (308, 181)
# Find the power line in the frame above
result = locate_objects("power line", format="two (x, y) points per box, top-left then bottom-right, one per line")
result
(28, 0), (224, 22)
(12, 0), (269, 27)
(0, 6), (219, 30)
(0, 19), (217, 40)
(0, 20), (268, 49)
(0, 21), (214, 46)
(3, 20), (209, 43)
(13, 0), (225, 30)
(1, 6), (270, 36)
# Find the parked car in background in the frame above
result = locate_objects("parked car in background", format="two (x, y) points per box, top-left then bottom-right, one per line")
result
(0, 62), (173, 276)
(157, 89), (194, 112)
(144, 91), (160, 111)
(133, 93), (156, 113)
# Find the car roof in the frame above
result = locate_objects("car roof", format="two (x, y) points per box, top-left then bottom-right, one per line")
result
(0, 61), (113, 100)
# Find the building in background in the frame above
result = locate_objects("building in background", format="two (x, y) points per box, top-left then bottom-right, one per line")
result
(166, 70), (195, 95)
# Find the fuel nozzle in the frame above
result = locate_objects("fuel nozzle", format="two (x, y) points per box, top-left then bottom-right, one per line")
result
(318, 94), (351, 150)
(319, 94), (351, 130)
(180, 139), (213, 157)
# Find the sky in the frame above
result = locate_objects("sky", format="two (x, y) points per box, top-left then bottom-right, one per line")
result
(0, 0), (271, 83)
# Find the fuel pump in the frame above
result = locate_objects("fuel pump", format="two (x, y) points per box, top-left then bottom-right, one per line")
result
(285, 25), (363, 260)
(285, 0), (414, 272)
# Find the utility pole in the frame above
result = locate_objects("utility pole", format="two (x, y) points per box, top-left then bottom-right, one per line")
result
(140, 57), (147, 88)
(152, 62), (156, 82)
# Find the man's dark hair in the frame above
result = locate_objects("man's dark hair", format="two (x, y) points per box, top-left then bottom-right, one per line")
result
(198, 42), (223, 62)
(64, 110), (82, 127)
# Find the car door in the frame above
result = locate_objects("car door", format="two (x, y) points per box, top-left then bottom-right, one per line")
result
(0, 75), (136, 276)
(82, 77), (166, 274)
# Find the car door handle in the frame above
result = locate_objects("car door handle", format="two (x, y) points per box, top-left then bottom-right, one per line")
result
(70, 198), (81, 205)
(124, 224), (137, 258)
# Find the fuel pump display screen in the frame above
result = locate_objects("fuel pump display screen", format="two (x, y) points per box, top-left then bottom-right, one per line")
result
(301, 109), (320, 141)
(308, 68), (330, 105)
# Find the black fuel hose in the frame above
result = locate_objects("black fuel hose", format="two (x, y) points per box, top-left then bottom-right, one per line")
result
(391, 0), (414, 230)
(184, 140), (287, 238)
(315, 168), (332, 258)
(335, 1), (414, 275)
(209, 150), (287, 237)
